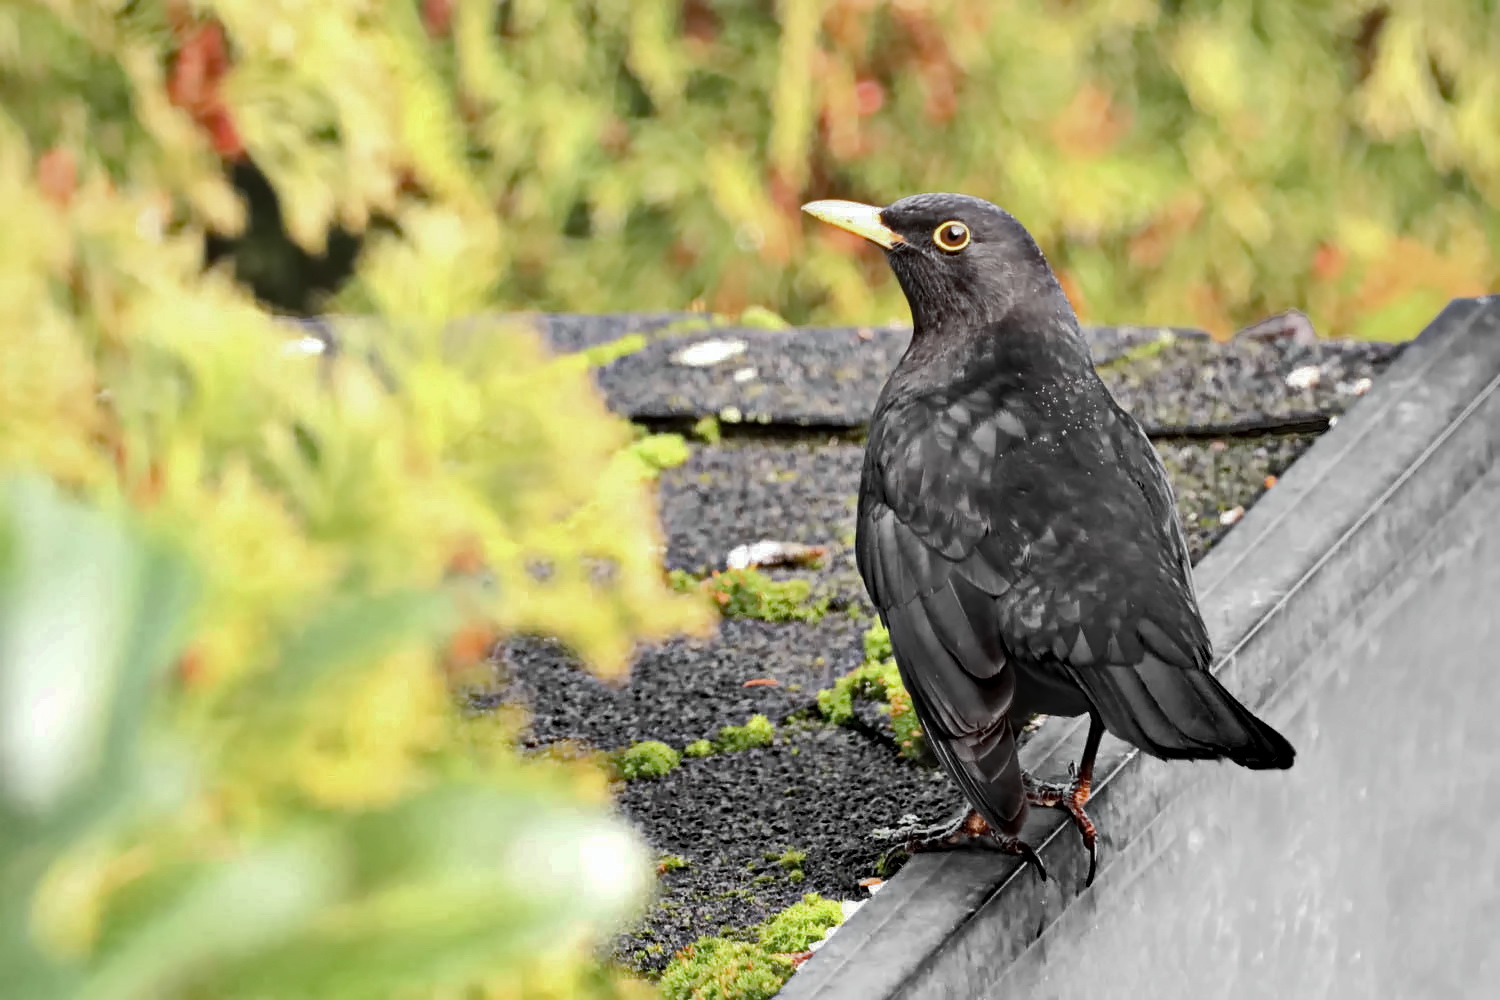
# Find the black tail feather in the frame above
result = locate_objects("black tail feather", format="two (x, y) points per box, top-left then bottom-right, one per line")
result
(1069, 656), (1296, 770)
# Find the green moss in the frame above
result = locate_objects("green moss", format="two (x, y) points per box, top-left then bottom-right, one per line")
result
(816, 659), (899, 725)
(1093, 330), (1178, 374)
(612, 740), (682, 780)
(715, 887), (755, 903)
(659, 939), (791, 1000)
(626, 432), (691, 475)
(757, 893), (845, 953)
(788, 869), (805, 884)
(685, 717), (774, 759)
(886, 683), (925, 760)
(717, 713), (775, 752)
(691, 414), (722, 444)
(861, 622), (892, 663)
(657, 854), (689, 873)
(705, 568), (828, 622)
(578, 331), (649, 366)
(658, 894), (844, 1000)
(775, 848), (806, 870)
(668, 567), (828, 623)
(817, 625), (927, 760)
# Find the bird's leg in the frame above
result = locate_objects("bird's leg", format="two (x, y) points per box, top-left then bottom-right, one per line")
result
(872, 807), (1047, 881)
(1023, 713), (1105, 887)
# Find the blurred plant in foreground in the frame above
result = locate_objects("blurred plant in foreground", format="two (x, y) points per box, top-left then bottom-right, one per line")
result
(119, 0), (1500, 338)
(0, 2), (711, 998)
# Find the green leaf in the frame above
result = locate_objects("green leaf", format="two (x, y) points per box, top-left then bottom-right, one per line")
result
(0, 476), (197, 840)
(0, 476), (198, 999)
(82, 835), (346, 1000)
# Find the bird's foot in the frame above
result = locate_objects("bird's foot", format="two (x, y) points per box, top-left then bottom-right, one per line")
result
(872, 808), (1047, 882)
(1023, 767), (1099, 887)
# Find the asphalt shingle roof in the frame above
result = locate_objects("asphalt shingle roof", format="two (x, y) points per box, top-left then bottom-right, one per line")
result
(466, 314), (1403, 973)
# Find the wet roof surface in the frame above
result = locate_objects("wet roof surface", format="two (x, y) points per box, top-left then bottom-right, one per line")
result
(476, 314), (1405, 973)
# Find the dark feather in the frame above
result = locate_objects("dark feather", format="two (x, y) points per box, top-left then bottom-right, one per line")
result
(1064, 653), (1295, 769)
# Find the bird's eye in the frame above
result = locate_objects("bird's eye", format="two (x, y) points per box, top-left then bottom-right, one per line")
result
(932, 220), (971, 252)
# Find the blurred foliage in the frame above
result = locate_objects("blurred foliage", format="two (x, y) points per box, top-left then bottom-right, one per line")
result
(31, 0), (1493, 337)
(0, 2), (716, 998)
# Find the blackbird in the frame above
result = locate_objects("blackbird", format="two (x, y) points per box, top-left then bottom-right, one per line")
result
(802, 194), (1296, 886)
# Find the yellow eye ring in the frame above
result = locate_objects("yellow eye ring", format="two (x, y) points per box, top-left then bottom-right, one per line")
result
(932, 220), (971, 252)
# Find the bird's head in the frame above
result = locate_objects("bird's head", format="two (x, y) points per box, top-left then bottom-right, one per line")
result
(802, 193), (1072, 336)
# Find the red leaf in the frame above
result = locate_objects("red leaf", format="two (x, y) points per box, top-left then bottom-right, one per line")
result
(168, 20), (244, 161)
(682, 0), (720, 45)
(446, 623), (496, 667)
(37, 148), (76, 206)
(204, 107), (244, 159)
(176, 646), (210, 688)
(422, 0), (454, 37)
(854, 79), (885, 116)
(446, 538), (486, 576)
(1312, 243), (1347, 282)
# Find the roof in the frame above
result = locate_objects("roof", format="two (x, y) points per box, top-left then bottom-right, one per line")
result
(460, 311), (1402, 975)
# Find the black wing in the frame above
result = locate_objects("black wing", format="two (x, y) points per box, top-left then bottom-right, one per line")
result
(856, 383), (1040, 837)
(1064, 407), (1295, 770)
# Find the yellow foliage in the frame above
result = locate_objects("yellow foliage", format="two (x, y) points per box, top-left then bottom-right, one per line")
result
(186, 0), (1500, 335)
(0, 4), (714, 998)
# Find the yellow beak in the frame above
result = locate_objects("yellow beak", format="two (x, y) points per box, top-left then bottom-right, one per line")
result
(800, 199), (904, 249)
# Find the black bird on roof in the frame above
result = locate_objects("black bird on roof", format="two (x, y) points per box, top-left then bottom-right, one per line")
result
(802, 193), (1296, 886)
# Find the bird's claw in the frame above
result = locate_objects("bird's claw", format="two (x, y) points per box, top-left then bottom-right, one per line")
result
(1024, 772), (1099, 888)
(1004, 836), (1049, 882)
(868, 813), (928, 845)
(874, 808), (1048, 882)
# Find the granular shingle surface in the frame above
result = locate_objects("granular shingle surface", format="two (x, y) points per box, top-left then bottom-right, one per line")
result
(501, 616), (864, 751)
(614, 723), (953, 966)
(531, 313), (1401, 431)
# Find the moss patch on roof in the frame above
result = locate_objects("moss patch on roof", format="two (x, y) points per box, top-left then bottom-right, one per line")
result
(817, 623), (925, 761)
(612, 740), (683, 781)
(669, 568), (831, 623)
(657, 893), (846, 1000)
